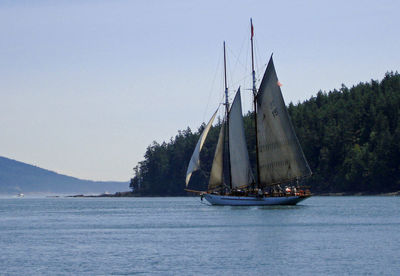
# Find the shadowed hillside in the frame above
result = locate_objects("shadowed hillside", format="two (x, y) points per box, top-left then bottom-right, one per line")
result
(0, 156), (128, 194)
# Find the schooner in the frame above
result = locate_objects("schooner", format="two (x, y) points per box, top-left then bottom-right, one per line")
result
(185, 20), (312, 206)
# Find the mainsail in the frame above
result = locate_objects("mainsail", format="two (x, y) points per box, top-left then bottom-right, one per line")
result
(185, 109), (218, 186)
(256, 56), (311, 186)
(208, 123), (225, 191)
(229, 89), (254, 188)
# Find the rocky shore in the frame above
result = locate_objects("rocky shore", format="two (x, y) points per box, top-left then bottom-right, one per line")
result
(68, 191), (136, 197)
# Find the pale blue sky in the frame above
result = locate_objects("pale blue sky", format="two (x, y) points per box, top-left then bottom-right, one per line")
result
(1, 0), (399, 181)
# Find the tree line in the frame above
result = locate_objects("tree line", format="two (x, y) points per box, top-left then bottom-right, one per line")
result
(130, 72), (400, 195)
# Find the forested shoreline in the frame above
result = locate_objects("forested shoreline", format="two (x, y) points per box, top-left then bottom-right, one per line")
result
(130, 72), (400, 196)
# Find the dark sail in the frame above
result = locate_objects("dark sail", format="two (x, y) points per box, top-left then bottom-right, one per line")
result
(256, 56), (311, 186)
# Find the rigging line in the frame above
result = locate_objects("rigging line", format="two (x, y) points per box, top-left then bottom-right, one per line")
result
(221, 61), (233, 109)
(228, 52), (236, 98)
(226, 51), (252, 95)
(226, 38), (248, 80)
(226, 49), (252, 88)
(244, 31), (251, 92)
(217, 102), (224, 124)
(253, 36), (260, 86)
(225, 50), (240, 110)
(203, 49), (223, 124)
(253, 37), (269, 85)
(255, 37), (261, 74)
(226, 31), (252, 102)
(225, 35), (253, 93)
(229, 73), (252, 88)
(256, 63), (268, 83)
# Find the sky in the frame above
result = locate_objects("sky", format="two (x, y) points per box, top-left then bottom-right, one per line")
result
(1, 0), (399, 181)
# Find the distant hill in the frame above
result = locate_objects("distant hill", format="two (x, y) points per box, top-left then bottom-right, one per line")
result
(0, 156), (129, 195)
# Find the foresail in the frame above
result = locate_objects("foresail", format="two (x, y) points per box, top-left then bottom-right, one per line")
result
(185, 109), (218, 186)
(256, 56), (311, 186)
(229, 89), (255, 188)
(208, 123), (225, 191)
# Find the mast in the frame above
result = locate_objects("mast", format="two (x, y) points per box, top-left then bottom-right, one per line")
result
(224, 41), (229, 111)
(223, 41), (232, 190)
(251, 18), (261, 189)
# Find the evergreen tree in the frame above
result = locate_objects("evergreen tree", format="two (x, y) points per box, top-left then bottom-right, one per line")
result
(130, 72), (400, 195)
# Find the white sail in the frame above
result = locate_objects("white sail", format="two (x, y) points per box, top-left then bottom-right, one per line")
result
(229, 89), (255, 188)
(208, 123), (225, 191)
(185, 109), (218, 186)
(256, 56), (311, 186)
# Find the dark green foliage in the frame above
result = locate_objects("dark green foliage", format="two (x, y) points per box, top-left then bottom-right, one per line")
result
(288, 72), (400, 193)
(131, 72), (400, 195)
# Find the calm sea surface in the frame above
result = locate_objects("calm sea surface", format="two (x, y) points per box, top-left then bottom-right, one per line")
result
(0, 196), (399, 275)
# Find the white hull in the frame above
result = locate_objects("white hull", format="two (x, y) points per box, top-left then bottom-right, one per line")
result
(204, 194), (309, 206)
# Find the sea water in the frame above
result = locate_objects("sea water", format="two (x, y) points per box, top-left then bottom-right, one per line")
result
(0, 196), (399, 275)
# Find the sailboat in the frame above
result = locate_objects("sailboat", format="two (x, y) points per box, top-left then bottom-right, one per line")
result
(185, 20), (312, 206)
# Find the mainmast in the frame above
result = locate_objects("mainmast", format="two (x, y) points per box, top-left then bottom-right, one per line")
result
(251, 19), (261, 189)
(223, 41), (229, 112)
(223, 41), (232, 190)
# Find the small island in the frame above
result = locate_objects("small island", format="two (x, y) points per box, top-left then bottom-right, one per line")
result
(129, 73), (400, 197)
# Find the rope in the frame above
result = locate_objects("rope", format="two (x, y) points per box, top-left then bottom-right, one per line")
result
(203, 49), (223, 123)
